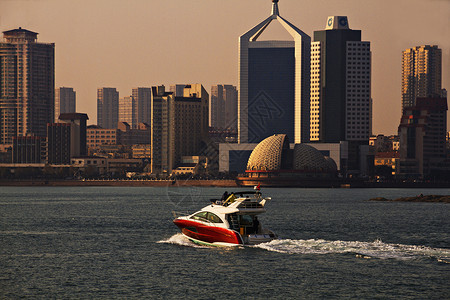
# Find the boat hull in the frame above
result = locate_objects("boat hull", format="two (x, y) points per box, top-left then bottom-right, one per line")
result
(174, 219), (244, 246)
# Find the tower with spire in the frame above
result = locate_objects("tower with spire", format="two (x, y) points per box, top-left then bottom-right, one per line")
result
(238, 0), (311, 144)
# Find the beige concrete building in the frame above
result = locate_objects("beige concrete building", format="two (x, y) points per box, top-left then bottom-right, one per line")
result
(150, 84), (209, 174)
(0, 28), (55, 145)
(87, 126), (119, 149)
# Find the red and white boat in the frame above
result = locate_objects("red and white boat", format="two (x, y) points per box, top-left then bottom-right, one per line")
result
(173, 188), (277, 247)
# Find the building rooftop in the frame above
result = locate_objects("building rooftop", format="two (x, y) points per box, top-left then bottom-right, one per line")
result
(3, 27), (38, 36)
(3, 27), (38, 43)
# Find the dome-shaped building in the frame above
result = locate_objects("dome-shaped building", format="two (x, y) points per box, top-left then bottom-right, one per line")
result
(247, 134), (290, 171)
(238, 134), (339, 187)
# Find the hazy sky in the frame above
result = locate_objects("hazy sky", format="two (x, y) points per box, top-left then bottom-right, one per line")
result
(1, 0), (449, 134)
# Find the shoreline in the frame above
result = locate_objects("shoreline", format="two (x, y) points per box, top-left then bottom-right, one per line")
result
(0, 179), (238, 187)
(1, 179), (450, 188)
(370, 195), (450, 203)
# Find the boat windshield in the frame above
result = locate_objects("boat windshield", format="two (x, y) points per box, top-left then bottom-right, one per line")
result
(190, 212), (223, 223)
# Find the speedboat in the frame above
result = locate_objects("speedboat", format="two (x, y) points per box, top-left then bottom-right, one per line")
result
(173, 187), (277, 247)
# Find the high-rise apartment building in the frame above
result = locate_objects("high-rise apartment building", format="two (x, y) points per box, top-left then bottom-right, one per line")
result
(210, 84), (238, 130)
(97, 88), (119, 129)
(310, 16), (372, 143)
(119, 96), (137, 127)
(150, 84), (209, 174)
(55, 87), (76, 122)
(401, 45), (442, 109)
(132, 87), (152, 125)
(238, 0), (311, 144)
(0, 28), (55, 145)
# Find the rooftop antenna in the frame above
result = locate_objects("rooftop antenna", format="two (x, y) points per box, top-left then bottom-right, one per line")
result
(271, 0), (280, 17)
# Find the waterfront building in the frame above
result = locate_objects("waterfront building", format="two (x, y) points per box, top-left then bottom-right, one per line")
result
(236, 134), (338, 187)
(86, 122), (150, 151)
(398, 97), (448, 177)
(71, 156), (107, 175)
(374, 151), (400, 175)
(87, 125), (119, 150)
(47, 113), (88, 165)
(97, 88), (119, 129)
(132, 144), (151, 159)
(150, 84), (209, 174)
(58, 113), (89, 158)
(47, 123), (71, 165)
(402, 45), (442, 109)
(12, 135), (45, 163)
(55, 87), (76, 122)
(218, 140), (347, 175)
(172, 156), (208, 176)
(369, 135), (399, 152)
(106, 158), (142, 174)
(0, 28), (54, 145)
(310, 16), (372, 143)
(310, 16), (371, 173)
(238, 0), (311, 144)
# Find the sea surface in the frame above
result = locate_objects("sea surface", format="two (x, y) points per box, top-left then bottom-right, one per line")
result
(0, 186), (449, 299)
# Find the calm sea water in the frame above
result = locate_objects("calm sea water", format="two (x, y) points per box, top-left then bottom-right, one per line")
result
(0, 186), (449, 299)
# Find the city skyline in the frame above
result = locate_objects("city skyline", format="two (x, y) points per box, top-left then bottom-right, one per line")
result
(1, 0), (449, 135)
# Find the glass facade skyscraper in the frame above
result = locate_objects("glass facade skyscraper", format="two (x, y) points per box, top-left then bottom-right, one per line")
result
(238, 0), (311, 144)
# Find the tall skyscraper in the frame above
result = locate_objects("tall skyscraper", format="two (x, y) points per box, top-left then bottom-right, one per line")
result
(119, 96), (137, 127)
(0, 28), (55, 145)
(97, 88), (119, 129)
(238, 0), (311, 144)
(310, 16), (372, 144)
(402, 45), (442, 109)
(55, 87), (76, 122)
(132, 87), (152, 125)
(210, 84), (238, 130)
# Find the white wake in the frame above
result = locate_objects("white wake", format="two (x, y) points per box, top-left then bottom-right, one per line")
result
(159, 234), (449, 262)
(254, 238), (450, 261)
(157, 233), (209, 248)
